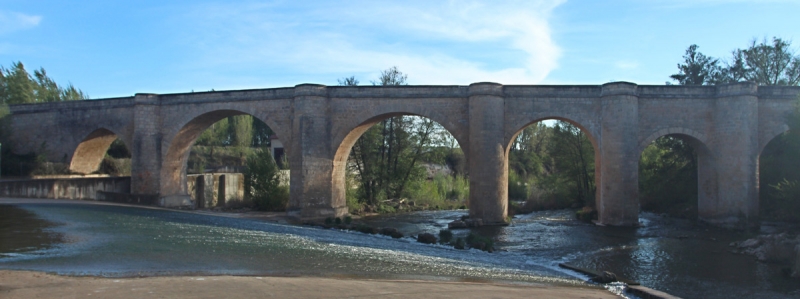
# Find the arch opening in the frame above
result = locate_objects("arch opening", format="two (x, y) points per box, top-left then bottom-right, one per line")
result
(163, 110), (288, 210)
(637, 133), (716, 220)
(758, 128), (800, 223)
(505, 118), (599, 217)
(333, 113), (468, 215)
(70, 128), (131, 176)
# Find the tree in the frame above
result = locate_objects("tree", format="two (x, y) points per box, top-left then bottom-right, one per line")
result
(0, 61), (88, 104)
(342, 67), (450, 207)
(244, 148), (288, 211)
(672, 37), (800, 86)
(738, 37), (800, 86)
(230, 115), (253, 148)
(670, 45), (723, 85)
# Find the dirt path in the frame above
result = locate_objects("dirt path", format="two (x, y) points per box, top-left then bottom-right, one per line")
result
(0, 270), (620, 299)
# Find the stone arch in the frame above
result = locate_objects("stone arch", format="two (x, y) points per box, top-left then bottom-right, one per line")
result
(331, 112), (468, 212)
(506, 117), (599, 155)
(637, 127), (718, 220)
(160, 109), (283, 197)
(758, 124), (790, 156)
(505, 117), (602, 207)
(70, 128), (129, 174)
(638, 127), (709, 156)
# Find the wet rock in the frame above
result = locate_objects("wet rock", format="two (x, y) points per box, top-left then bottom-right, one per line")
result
(380, 227), (398, 236)
(591, 271), (618, 284)
(417, 233), (437, 244)
(471, 241), (486, 251)
(465, 218), (483, 227)
(738, 238), (761, 249)
(448, 220), (467, 229)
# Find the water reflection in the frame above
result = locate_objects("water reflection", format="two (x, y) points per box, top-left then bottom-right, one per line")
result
(0, 205), (63, 257)
(363, 210), (800, 299)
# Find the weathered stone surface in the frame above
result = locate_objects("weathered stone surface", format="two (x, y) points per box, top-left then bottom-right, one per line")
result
(6, 82), (800, 227)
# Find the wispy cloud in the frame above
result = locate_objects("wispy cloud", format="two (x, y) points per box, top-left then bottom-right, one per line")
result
(0, 11), (42, 35)
(173, 0), (564, 85)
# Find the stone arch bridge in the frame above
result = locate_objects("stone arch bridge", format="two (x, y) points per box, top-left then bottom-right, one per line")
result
(6, 82), (800, 228)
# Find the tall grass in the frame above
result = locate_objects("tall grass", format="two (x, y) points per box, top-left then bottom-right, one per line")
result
(406, 174), (469, 209)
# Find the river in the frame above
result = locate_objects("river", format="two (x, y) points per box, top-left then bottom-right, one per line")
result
(1, 199), (798, 298)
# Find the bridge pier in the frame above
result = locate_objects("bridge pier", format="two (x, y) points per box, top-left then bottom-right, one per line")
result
(596, 82), (640, 226)
(700, 83), (760, 228)
(287, 84), (347, 219)
(130, 94), (163, 197)
(467, 83), (508, 225)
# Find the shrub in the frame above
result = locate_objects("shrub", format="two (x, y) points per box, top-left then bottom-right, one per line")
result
(438, 229), (453, 243)
(244, 149), (289, 211)
(465, 233), (494, 252)
(344, 216), (352, 225)
(334, 217), (342, 225)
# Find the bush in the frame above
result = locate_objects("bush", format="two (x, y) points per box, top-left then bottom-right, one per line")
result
(575, 206), (597, 222)
(465, 233), (494, 252)
(438, 229), (453, 243)
(344, 216), (352, 225)
(244, 148), (289, 211)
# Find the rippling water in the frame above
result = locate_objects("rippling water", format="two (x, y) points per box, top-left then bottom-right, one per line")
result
(3, 201), (799, 299)
(361, 209), (800, 299)
(0, 202), (585, 288)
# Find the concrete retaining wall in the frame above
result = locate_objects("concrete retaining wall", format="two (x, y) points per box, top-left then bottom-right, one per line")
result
(187, 173), (247, 208)
(0, 177), (131, 200)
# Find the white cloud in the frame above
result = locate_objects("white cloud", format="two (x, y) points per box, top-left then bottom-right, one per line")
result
(0, 11), (42, 35)
(175, 0), (565, 85)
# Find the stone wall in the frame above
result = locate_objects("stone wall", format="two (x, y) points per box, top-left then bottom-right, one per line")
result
(0, 177), (130, 200)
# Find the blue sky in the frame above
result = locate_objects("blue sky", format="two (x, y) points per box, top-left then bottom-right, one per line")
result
(1, 0), (798, 99)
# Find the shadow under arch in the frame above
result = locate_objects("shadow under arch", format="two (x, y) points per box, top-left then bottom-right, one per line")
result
(638, 128), (718, 220)
(160, 109), (282, 197)
(331, 112), (468, 212)
(505, 117), (601, 209)
(757, 124), (799, 221)
(70, 128), (129, 174)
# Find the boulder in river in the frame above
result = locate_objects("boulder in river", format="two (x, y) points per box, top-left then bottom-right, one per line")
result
(448, 220), (467, 229)
(591, 271), (618, 284)
(417, 233), (437, 244)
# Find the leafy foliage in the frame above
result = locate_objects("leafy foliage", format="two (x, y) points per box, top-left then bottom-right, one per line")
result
(508, 121), (595, 212)
(341, 67), (463, 211)
(671, 37), (800, 86)
(0, 61), (87, 104)
(244, 148), (289, 211)
(639, 136), (698, 218)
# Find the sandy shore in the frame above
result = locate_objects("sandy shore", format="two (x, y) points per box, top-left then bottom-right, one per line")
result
(0, 270), (620, 299)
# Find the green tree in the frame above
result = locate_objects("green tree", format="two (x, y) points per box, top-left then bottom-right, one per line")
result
(0, 61), (88, 104)
(737, 37), (800, 86)
(670, 45), (723, 85)
(639, 136), (698, 218)
(342, 67), (449, 207)
(230, 115), (253, 148)
(244, 148), (288, 211)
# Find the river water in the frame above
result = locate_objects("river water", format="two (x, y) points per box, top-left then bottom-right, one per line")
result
(1, 200), (798, 298)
